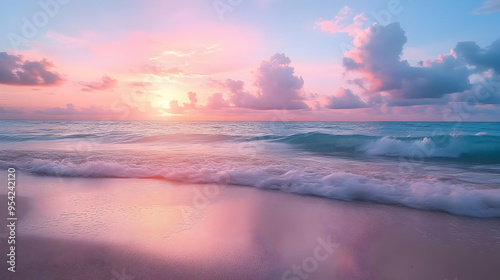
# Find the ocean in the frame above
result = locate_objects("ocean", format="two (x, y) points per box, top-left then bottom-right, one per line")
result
(1, 121), (499, 218)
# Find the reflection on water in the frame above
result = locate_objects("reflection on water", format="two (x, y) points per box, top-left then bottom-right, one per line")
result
(11, 174), (500, 280)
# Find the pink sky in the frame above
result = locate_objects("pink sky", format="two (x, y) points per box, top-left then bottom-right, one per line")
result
(1, 1), (499, 121)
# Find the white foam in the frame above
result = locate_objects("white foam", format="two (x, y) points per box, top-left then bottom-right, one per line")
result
(23, 159), (500, 218)
(357, 135), (498, 159)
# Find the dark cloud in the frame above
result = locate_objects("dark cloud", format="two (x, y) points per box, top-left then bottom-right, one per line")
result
(450, 39), (500, 104)
(343, 23), (471, 101)
(386, 95), (452, 107)
(0, 52), (63, 86)
(453, 39), (500, 74)
(326, 88), (370, 109)
(80, 75), (117, 92)
(347, 78), (366, 90)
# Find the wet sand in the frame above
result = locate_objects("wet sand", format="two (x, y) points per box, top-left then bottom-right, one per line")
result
(1, 173), (499, 279)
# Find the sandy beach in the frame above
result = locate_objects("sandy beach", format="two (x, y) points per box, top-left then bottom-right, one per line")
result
(2, 0), (500, 277)
(0, 173), (498, 280)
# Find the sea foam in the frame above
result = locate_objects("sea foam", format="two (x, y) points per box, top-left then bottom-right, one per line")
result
(8, 158), (500, 218)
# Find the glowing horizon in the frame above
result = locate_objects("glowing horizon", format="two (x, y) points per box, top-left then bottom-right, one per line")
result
(1, 0), (500, 121)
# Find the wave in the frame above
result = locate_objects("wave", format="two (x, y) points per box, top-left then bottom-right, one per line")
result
(3, 131), (499, 163)
(269, 133), (500, 163)
(2, 130), (500, 163)
(7, 158), (500, 218)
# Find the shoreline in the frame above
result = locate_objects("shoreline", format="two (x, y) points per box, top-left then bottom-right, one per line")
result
(1, 173), (499, 279)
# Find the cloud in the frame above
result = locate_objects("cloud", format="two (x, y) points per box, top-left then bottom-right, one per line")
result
(80, 75), (117, 92)
(166, 100), (186, 114)
(170, 53), (309, 112)
(454, 75), (500, 104)
(34, 104), (119, 115)
(206, 92), (230, 110)
(386, 95), (452, 107)
(145, 65), (185, 77)
(325, 88), (370, 109)
(473, 0), (500, 14)
(315, 6), (367, 36)
(347, 78), (367, 90)
(343, 23), (471, 101)
(226, 53), (310, 110)
(0, 52), (63, 86)
(453, 39), (500, 74)
(26, 102), (163, 120)
(160, 50), (195, 57)
(164, 92), (199, 114)
(185, 91), (198, 109)
(315, 6), (354, 34)
(129, 81), (152, 87)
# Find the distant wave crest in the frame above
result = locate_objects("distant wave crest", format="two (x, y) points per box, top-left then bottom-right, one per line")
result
(267, 132), (500, 163)
(2, 131), (499, 163)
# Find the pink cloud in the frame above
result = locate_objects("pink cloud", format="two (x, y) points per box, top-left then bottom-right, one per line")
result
(315, 6), (367, 36)
(163, 92), (198, 114)
(167, 53), (310, 112)
(145, 65), (186, 80)
(0, 106), (23, 114)
(44, 24), (260, 75)
(342, 23), (471, 101)
(165, 100), (186, 114)
(34, 103), (119, 116)
(80, 75), (117, 92)
(224, 53), (310, 110)
(206, 92), (230, 110)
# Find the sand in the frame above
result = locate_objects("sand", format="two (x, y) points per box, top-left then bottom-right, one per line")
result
(0, 173), (499, 280)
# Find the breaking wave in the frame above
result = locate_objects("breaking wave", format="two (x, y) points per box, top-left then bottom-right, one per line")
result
(2, 157), (499, 218)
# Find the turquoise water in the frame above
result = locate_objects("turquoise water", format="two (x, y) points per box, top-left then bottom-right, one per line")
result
(1, 121), (499, 217)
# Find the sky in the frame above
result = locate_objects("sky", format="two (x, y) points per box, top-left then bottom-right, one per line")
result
(0, 0), (500, 121)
